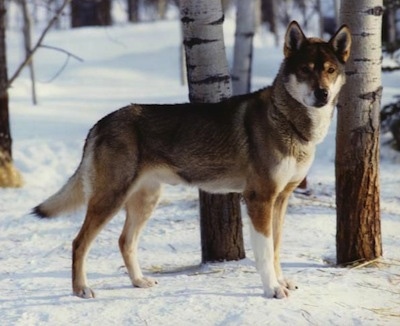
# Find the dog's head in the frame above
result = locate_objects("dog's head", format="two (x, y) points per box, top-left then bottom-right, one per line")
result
(282, 21), (351, 108)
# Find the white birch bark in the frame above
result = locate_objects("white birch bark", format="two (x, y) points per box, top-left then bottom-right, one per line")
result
(181, 0), (232, 103)
(335, 0), (383, 264)
(231, 0), (256, 95)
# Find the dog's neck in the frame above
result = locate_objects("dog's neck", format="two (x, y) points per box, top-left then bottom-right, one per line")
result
(271, 73), (334, 145)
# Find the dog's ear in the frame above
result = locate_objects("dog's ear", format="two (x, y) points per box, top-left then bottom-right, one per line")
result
(284, 21), (307, 57)
(329, 25), (352, 63)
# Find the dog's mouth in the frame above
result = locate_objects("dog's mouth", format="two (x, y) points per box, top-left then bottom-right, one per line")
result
(314, 99), (328, 108)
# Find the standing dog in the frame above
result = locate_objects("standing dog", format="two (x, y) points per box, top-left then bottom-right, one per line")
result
(33, 21), (351, 299)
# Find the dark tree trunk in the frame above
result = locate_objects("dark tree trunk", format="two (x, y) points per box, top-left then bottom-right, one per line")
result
(382, 1), (397, 53)
(0, 0), (10, 157)
(261, 0), (278, 45)
(181, 0), (245, 263)
(199, 192), (244, 262)
(71, 0), (112, 28)
(335, 0), (383, 265)
(0, 0), (22, 187)
(127, 0), (139, 22)
(0, 94), (11, 159)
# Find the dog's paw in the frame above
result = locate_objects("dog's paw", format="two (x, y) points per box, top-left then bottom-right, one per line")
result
(278, 277), (298, 290)
(73, 286), (95, 299)
(133, 277), (158, 288)
(264, 284), (290, 299)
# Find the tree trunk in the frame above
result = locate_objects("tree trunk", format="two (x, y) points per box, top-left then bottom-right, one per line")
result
(335, 0), (383, 265)
(383, 1), (396, 53)
(0, 0), (23, 188)
(232, 0), (256, 96)
(181, 0), (245, 263)
(127, 0), (139, 23)
(316, 0), (324, 37)
(157, 0), (167, 20)
(333, 0), (340, 29)
(19, 0), (37, 105)
(71, 0), (112, 28)
(261, 0), (279, 46)
(179, 24), (186, 85)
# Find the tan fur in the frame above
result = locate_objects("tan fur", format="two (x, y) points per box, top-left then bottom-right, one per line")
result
(33, 21), (351, 299)
(37, 170), (84, 217)
(0, 159), (23, 188)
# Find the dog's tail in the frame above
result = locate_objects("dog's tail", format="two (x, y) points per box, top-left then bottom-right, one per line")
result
(33, 167), (86, 218)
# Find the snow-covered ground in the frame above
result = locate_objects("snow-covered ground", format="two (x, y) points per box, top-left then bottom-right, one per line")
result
(1, 16), (400, 326)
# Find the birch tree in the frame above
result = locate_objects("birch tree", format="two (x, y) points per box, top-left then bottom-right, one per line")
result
(231, 0), (257, 95)
(181, 0), (245, 262)
(335, 0), (383, 264)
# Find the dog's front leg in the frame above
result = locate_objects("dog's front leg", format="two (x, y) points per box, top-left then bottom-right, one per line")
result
(245, 190), (289, 299)
(273, 188), (297, 291)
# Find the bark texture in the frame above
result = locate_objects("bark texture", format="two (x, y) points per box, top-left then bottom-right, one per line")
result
(181, 0), (245, 263)
(335, 0), (383, 265)
(181, 1), (232, 103)
(0, 0), (23, 187)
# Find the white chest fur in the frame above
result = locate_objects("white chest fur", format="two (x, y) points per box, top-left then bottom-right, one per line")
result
(308, 105), (334, 144)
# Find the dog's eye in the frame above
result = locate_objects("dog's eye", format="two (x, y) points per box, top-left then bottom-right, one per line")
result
(301, 66), (311, 74)
(327, 67), (336, 74)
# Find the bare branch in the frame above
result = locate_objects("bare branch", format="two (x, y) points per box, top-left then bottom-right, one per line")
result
(7, 0), (71, 88)
(40, 44), (84, 62)
(39, 44), (84, 83)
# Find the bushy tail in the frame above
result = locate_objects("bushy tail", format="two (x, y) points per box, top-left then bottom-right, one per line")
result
(33, 168), (86, 218)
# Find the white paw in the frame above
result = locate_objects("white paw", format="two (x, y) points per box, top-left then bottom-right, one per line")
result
(133, 277), (158, 288)
(278, 277), (298, 290)
(264, 284), (290, 299)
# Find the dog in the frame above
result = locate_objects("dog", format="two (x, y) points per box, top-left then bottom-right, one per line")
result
(33, 21), (351, 299)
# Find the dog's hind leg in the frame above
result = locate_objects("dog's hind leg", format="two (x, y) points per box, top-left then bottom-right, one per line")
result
(273, 183), (298, 291)
(72, 190), (127, 298)
(119, 181), (162, 288)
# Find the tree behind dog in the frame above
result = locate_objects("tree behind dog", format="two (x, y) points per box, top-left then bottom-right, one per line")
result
(335, 0), (383, 264)
(181, 0), (245, 262)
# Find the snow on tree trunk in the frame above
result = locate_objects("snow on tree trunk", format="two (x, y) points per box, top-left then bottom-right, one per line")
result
(181, 0), (245, 263)
(231, 0), (256, 95)
(0, 0), (23, 187)
(335, 0), (383, 265)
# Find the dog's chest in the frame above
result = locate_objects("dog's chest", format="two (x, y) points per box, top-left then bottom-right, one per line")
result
(273, 152), (314, 188)
(308, 106), (334, 144)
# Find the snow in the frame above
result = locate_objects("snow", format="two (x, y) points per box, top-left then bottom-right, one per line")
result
(1, 17), (400, 326)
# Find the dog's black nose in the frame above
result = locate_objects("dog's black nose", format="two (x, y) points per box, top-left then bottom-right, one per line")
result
(314, 88), (328, 102)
